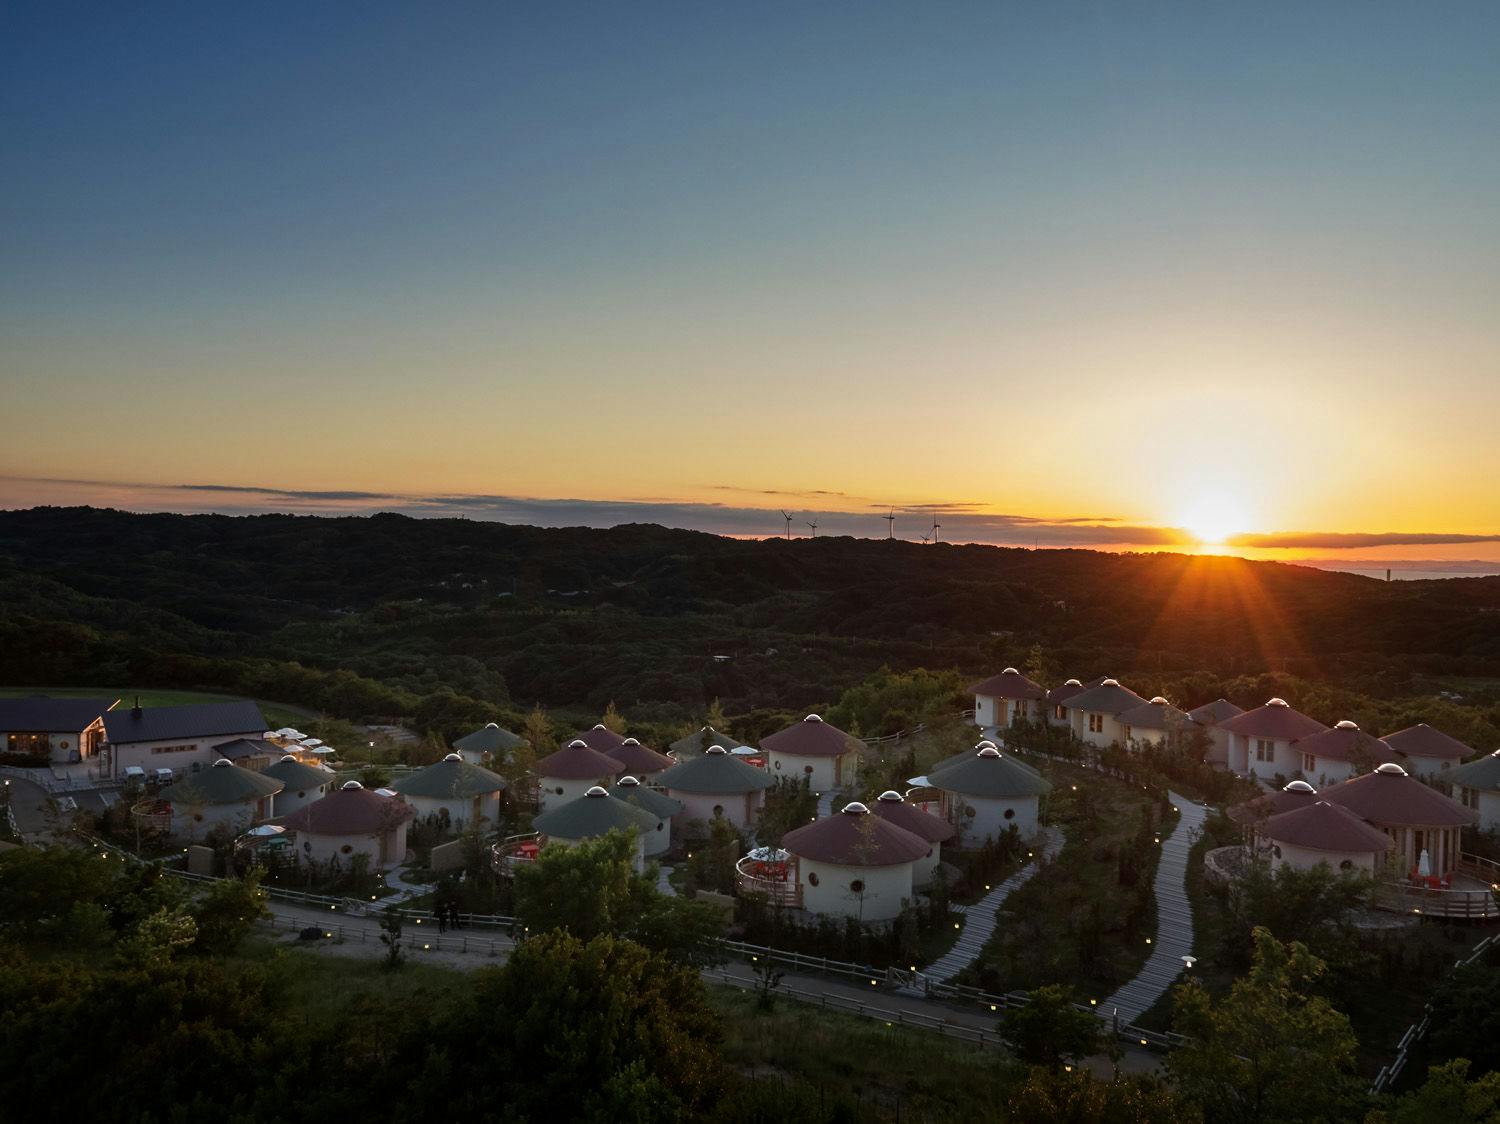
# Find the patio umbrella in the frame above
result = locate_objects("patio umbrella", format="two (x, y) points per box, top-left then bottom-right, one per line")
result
(274, 727), (300, 738)
(300, 738), (324, 748)
(1418, 849), (1432, 878)
(246, 824), (286, 837)
(311, 746), (336, 756)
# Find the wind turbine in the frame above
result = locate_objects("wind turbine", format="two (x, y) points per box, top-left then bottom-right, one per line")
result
(884, 507), (896, 539)
(806, 519), (818, 538)
(780, 510), (794, 540)
(931, 515), (941, 543)
(920, 532), (931, 544)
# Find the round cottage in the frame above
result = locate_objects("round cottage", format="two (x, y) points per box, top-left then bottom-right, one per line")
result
(281, 780), (416, 870)
(655, 745), (774, 831)
(389, 752), (507, 829)
(159, 758), (283, 840)
(871, 790), (956, 886)
(969, 667), (1048, 728)
(533, 786), (660, 872)
(781, 802), (930, 920)
(929, 746), (1052, 845)
(452, 721), (527, 766)
(1260, 800), (1394, 873)
(1221, 697), (1329, 782)
(533, 739), (626, 812)
(761, 714), (865, 792)
(1318, 762), (1477, 875)
(261, 755), (335, 815)
(606, 775), (684, 855)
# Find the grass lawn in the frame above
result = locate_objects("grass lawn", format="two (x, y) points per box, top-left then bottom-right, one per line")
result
(712, 986), (1023, 1120)
(0, 685), (313, 730)
(956, 758), (1170, 1002)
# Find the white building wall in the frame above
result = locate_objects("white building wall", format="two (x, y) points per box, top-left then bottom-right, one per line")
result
(537, 774), (616, 813)
(669, 789), (763, 832)
(1231, 735), (1296, 784)
(642, 815), (672, 856)
(1269, 839), (1381, 874)
(273, 781), (332, 816)
(911, 843), (941, 888)
(1070, 710), (1125, 749)
(111, 729), (268, 778)
(1403, 755), (1455, 779)
(1472, 790), (1500, 833)
(170, 795), (272, 841)
(946, 793), (1040, 845)
(767, 751), (842, 792)
(405, 791), (502, 830)
(796, 858), (913, 921)
(1306, 757), (1355, 787)
(1202, 726), (1230, 768)
(296, 826), (409, 870)
(974, 696), (999, 728)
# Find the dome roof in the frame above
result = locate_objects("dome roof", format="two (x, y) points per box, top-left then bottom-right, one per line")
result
(969, 668), (1047, 700)
(762, 715), (866, 758)
(160, 762), (283, 806)
(282, 785), (414, 835)
(870, 790), (957, 843)
(656, 747), (775, 795)
(782, 804), (931, 866)
(607, 776), (683, 819)
(534, 740), (626, 781)
(1220, 699), (1328, 741)
(1262, 800), (1394, 854)
(390, 755), (508, 799)
(533, 788), (657, 840)
(1319, 765), (1476, 827)
(931, 747), (1053, 800)
(604, 737), (675, 775)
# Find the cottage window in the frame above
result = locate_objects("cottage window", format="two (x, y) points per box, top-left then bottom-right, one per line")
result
(1255, 739), (1275, 763)
(1053, 705), (1065, 720)
(803, 765), (814, 775)
(807, 871), (819, 886)
(1462, 787), (1479, 810)
(152, 744), (197, 755)
(1004, 808), (1015, 820)
(1121, 726), (1132, 742)
(1339, 860), (1353, 871)
(1272, 845), (1282, 859)
(849, 879), (865, 894)
(1087, 714), (1104, 734)
(1301, 753), (1315, 774)
(341, 845), (353, 854)
(773, 760), (782, 770)
(712, 804), (724, 818)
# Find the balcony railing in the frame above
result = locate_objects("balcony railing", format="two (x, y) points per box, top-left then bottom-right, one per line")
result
(490, 832), (541, 875)
(735, 856), (802, 908)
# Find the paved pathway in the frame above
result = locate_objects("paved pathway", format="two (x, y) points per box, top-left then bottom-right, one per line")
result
(379, 865), (430, 905)
(923, 826), (1063, 983)
(656, 862), (677, 897)
(4, 777), (63, 844)
(815, 787), (841, 819)
(1103, 791), (1206, 1022)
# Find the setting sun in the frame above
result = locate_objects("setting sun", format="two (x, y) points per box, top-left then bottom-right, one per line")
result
(1176, 500), (1247, 546)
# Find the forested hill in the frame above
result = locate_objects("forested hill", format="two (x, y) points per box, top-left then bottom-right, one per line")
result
(1, 506), (1498, 722)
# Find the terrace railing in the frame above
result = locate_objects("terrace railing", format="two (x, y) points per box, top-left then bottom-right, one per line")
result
(734, 857), (802, 907)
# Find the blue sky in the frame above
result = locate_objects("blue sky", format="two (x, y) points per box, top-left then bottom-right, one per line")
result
(3, 3), (1498, 552)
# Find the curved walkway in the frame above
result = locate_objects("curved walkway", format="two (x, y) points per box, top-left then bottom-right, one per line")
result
(1102, 791), (1205, 1022)
(923, 826), (1063, 982)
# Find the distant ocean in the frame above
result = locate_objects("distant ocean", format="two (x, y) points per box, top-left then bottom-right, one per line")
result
(1309, 566), (1500, 582)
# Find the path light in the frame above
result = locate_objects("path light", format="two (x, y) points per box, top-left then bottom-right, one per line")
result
(954, 922), (961, 930)
(1140, 1038), (1149, 1046)
(1146, 938), (1152, 945)
(1089, 998), (1097, 1005)
(869, 979), (877, 987)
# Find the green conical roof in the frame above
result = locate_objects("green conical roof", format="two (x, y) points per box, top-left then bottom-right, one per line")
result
(389, 754), (507, 799)
(1442, 749), (1500, 794)
(931, 747), (1052, 800)
(534, 788), (658, 840)
(262, 756), (335, 791)
(657, 746), (774, 795)
(160, 760), (283, 806)
(453, 722), (526, 755)
(607, 777), (683, 819)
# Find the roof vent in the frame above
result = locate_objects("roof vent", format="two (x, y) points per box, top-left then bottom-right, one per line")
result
(975, 740), (998, 750)
(1065, 678), (1082, 686)
(484, 722), (499, 729)
(1149, 696), (1169, 705)
(804, 714), (823, 723)
(566, 739), (588, 749)
(706, 746), (728, 756)
(618, 776), (641, 787)
(341, 780), (364, 790)
(1284, 780), (1317, 793)
(622, 737), (641, 745)
(280, 754), (297, 762)
(1267, 697), (1289, 707)
(877, 790), (903, 802)
(842, 801), (870, 814)
(592, 724), (608, 731)
(1002, 667), (1019, 675)
(1102, 677), (1120, 686)
(585, 785), (609, 797)
(212, 758), (232, 768)
(1376, 762), (1409, 776)
(977, 747), (1001, 758)
(1335, 720), (1359, 730)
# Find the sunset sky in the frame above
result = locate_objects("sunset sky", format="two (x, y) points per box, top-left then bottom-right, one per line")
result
(3, 5), (1498, 563)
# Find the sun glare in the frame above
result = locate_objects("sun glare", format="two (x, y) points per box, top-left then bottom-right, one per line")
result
(1177, 500), (1246, 547)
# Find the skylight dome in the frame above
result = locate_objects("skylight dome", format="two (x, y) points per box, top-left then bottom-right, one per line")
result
(585, 785), (609, 797)
(1376, 763), (1409, 776)
(842, 802), (870, 814)
(1335, 720), (1359, 730)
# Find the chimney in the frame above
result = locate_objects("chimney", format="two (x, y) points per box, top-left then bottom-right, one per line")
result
(131, 695), (142, 719)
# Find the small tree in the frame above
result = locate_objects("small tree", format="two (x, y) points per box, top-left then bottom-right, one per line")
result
(600, 702), (627, 735)
(1169, 927), (1362, 1123)
(522, 704), (555, 754)
(190, 866), (268, 955)
(1001, 985), (1102, 1067)
(752, 956), (785, 1011)
(378, 907), (405, 971)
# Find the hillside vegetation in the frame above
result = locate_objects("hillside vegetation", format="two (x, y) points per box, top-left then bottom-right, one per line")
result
(2, 507), (1498, 740)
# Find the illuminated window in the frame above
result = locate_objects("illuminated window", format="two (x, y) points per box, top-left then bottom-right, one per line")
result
(1255, 739), (1275, 763)
(1088, 714), (1104, 734)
